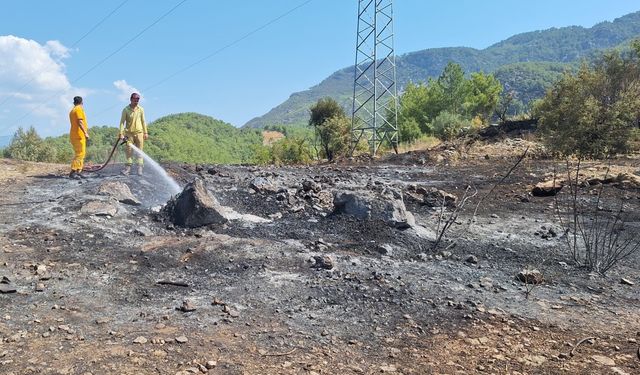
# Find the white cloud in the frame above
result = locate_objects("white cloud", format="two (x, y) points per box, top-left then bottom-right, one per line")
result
(0, 35), (80, 137)
(113, 80), (142, 102)
(44, 40), (70, 60)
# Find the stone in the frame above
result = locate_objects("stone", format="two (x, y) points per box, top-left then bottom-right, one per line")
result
(516, 269), (544, 285)
(532, 180), (563, 197)
(249, 177), (277, 193)
(591, 355), (615, 366)
(406, 185), (457, 208)
(175, 336), (188, 344)
(178, 300), (197, 312)
(165, 179), (229, 228)
(80, 200), (118, 217)
(311, 255), (334, 270)
(332, 188), (416, 229)
(133, 336), (148, 344)
(465, 255), (478, 264)
(0, 284), (17, 294)
(97, 181), (141, 205)
(620, 278), (635, 286)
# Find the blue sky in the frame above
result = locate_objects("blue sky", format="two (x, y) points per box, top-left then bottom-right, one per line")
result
(0, 0), (639, 138)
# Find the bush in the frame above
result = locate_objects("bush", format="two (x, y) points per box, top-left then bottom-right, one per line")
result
(270, 137), (312, 165)
(431, 112), (472, 141)
(4, 127), (58, 162)
(536, 51), (640, 158)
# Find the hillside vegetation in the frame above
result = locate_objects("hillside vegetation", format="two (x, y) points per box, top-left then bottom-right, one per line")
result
(244, 11), (640, 128)
(2, 113), (265, 165)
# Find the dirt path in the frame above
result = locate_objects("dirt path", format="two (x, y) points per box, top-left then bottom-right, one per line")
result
(0, 156), (639, 375)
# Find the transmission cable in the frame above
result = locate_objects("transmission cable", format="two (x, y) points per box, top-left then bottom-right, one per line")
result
(144, 0), (314, 92)
(92, 0), (314, 119)
(4, 0), (188, 132)
(0, 0), (130, 111)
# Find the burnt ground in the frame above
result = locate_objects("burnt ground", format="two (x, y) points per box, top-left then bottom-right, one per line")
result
(0, 140), (639, 375)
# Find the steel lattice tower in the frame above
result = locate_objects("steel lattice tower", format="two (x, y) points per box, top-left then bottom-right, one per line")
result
(351, 0), (398, 155)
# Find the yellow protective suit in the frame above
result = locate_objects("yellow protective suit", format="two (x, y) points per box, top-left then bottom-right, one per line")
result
(70, 137), (86, 171)
(69, 104), (88, 172)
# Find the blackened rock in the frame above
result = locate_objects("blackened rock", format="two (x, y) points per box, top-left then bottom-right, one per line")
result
(166, 179), (229, 228)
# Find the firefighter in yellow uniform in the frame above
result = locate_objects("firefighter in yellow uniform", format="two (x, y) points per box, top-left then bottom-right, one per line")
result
(118, 92), (148, 176)
(69, 96), (89, 179)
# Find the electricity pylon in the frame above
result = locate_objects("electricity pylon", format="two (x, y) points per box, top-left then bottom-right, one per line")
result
(351, 0), (398, 156)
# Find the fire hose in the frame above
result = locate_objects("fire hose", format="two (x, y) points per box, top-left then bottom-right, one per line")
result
(83, 136), (129, 173)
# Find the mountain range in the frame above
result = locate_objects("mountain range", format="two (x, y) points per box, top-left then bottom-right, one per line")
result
(243, 10), (640, 129)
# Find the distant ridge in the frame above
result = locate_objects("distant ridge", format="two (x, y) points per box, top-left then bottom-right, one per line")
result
(244, 10), (640, 129)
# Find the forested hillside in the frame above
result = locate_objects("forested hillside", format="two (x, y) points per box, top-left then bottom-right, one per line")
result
(244, 11), (640, 129)
(2, 113), (265, 165)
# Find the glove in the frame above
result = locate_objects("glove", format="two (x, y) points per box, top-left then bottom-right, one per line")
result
(86, 138), (92, 147)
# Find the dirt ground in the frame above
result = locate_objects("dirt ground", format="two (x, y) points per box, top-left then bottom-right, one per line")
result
(0, 138), (639, 375)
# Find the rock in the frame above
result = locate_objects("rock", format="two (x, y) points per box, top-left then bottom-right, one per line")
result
(134, 227), (153, 237)
(465, 255), (478, 264)
(80, 200), (118, 217)
(133, 336), (148, 344)
(516, 269), (544, 285)
(205, 361), (217, 369)
(611, 367), (630, 375)
(620, 278), (634, 286)
(376, 244), (393, 256)
(178, 300), (197, 312)
(591, 355), (615, 366)
(406, 185), (457, 208)
(312, 255), (334, 270)
(0, 284), (16, 294)
(379, 364), (397, 372)
(97, 181), (141, 206)
(532, 180), (563, 197)
(35, 283), (45, 292)
(249, 177), (277, 193)
(301, 180), (321, 193)
(332, 189), (415, 229)
(165, 179), (229, 228)
(175, 336), (188, 344)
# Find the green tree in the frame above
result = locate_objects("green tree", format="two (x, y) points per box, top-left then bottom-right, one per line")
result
(438, 62), (468, 115)
(398, 63), (504, 140)
(398, 117), (422, 143)
(465, 72), (503, 124)
(536, 48), (640, 158)
(309, 97), (350, 161)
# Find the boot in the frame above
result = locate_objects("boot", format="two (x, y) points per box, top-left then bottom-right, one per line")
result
(121, 165), (131, 176)
(137, 165), (143, 176)
(69, 170), (81, 180)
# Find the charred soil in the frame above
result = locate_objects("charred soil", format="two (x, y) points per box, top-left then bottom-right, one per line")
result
(0, 141), (639, 375)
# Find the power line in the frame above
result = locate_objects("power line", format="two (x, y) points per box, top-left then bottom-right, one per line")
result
(0, 0), (130, 111)
(4, 0), (188, 133)
(143, 0), (314, 92)
(93, 0), (314, 119)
